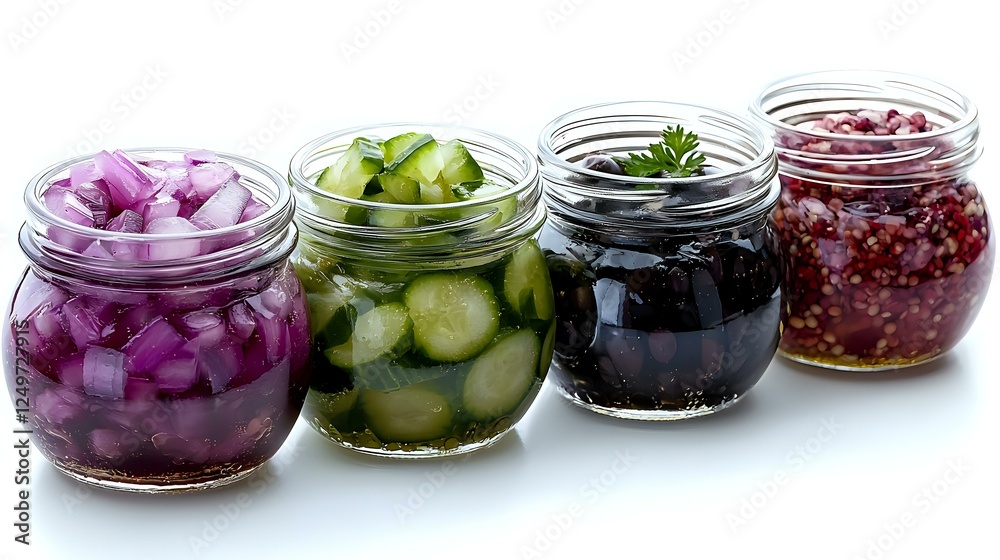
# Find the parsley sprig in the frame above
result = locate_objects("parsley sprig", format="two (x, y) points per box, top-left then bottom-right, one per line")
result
(613, 126), (706, 178)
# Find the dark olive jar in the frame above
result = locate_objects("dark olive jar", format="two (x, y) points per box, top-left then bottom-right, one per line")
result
(537, 101), (782, 420)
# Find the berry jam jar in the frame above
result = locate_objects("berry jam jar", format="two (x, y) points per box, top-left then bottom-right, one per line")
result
(3, 149), (310, 492)
(750, 71), (993, 370)
(537, 101), (782, 420)
(289, 124), (553, 457)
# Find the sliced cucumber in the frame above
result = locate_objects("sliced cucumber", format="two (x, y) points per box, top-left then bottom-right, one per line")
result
(307, 289), (352, 336)
(462, 330), (540, 420)
(369, 208), (416, 228)
(539, 321), (556, 377)
(360, 385), (453, 443)
(378, 173), (420, 204)
(405, 273), (500, 362)
(382, 133), (429, 163)
(324, 303), (412, 368)
(316, 137), (384, 199)
(419, 181), (458, 205)
(386, 134), (443, 185)
(440, 139), (484, 187)
(353, 358), (459, 392)
(307, 387), (359, 424)
(504, 239), (555, 321)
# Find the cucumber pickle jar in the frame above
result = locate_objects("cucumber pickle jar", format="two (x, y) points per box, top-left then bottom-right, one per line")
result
(750, 71), (993, 370)
(289, 124), (554, 457)
(3, 148), (310, 492)
(537, 102), (783, 420)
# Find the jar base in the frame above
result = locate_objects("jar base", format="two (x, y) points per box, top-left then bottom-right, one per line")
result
(778, 349), (946, 372)
(311, 424), (515, 460)
(554, 385), (747, 421)
(51, 460), (264, 493)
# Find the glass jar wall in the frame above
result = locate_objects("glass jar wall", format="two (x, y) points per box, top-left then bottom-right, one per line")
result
(289, 124), (553, 457)
(3, 149), (310, 492)
(537, 102), (782, 420)
(750, 71), (993, 370)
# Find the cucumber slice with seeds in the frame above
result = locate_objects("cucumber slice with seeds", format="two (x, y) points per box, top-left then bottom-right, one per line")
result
(360, 385), (453, 443)
(462, 329), (540, 420)
(324, 303), (412, 368)
(405, 273), (500, 362)
(504, 239), (555, 321)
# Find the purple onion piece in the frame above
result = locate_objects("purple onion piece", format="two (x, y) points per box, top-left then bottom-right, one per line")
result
(142, 194), (181, 223)
(61, 298), (104, 350)
(83, 346), (128, 400)
(189, 180), (252, 231)
(123, 316), (187, 374)
(143, 217), (201, 260)
(175, 311), (226, 346)
(184, 149), (217, 164)
(76, 181), (113, 228)
(227, 302), (257, 342)
(70, 162), (101, 188)
(239, 197), (270, 223)
(57, 353), (85, 388)
(94, 150), (152, 209)
(198, 337), (244, 394)
(106, 210), (144, 233)
(246, 287), (292, 321)
(149, 340), (199, 393)
(189, 162), (238, 202)
(44, 188), (97, 228)
(34, 388), (85, 425)
(89, 428), (125, 460)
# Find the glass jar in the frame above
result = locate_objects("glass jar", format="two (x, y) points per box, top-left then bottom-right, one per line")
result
(3, 149), (310, 492)
(537, 101), (782, 420)
(750, 71), (993, 370)
(289, 124), (553, 458)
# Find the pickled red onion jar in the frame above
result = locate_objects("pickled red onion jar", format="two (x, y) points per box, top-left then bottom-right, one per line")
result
(3, 149), (310, 492)
(750, 71), (993, 370)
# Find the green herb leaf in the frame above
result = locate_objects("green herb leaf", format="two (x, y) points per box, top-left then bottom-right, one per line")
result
(614, 125), (707, 179)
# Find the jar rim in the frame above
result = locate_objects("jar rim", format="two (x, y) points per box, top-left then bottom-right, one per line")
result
(748, 69), (979, 141)
(537, 100), (776, 189)
(25, 147), (293, 244)
(21, 148), (297, 283)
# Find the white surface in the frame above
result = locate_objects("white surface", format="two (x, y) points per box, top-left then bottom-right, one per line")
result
(1, 1), (997, 559)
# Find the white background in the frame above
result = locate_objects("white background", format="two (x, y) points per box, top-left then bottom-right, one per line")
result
(1, 1), (997, 559)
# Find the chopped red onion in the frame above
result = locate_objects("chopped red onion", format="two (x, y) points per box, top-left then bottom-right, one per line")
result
(62, 298), (104, 350)
(143, 217), (201, 260)
(106, 210), (144, 233)
(70, 162), (101, 188)
(184, 149), (217, 164)
(94, 150), (153, 209)
(226, 302), (257, 341)
(83, 346), (127, 400)
(175, 311), (226, 346)
(123, 316), (187, 374)
(189, 180), (252, 231)
(189, 162), (238, 202)
(198, 338), (244, 394)
(149, 340), (199, 393)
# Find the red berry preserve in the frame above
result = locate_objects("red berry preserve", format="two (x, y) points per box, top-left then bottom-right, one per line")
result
(751, 71), (993, 370)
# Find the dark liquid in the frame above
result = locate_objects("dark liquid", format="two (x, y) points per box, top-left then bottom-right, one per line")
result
(541, 220), (782, 413)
